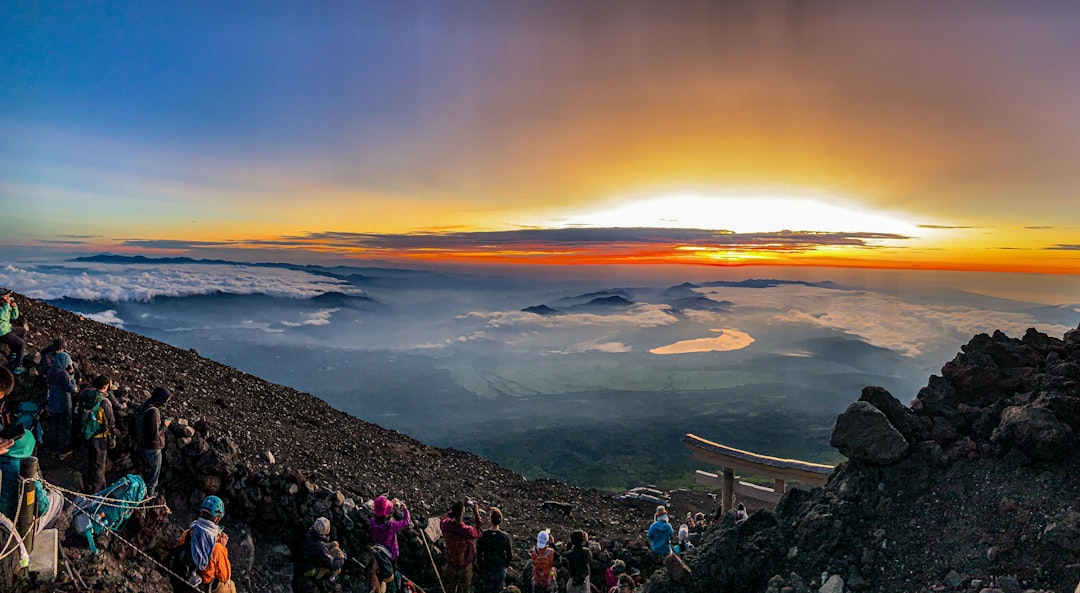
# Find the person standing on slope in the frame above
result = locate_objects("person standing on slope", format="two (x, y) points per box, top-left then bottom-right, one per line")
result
(529, 529), (557, 593)
(370, 495), (411, 591)
(564, 529), (593, 593)
(175, 495), (234, 592)
(440, 499), (484, 593)
(647, 505), (675, 559)
(0, 289), (26, 374)
(135, 386), (172, 495)
(475, 507), (513, 593)
(45, 351), (77, 453)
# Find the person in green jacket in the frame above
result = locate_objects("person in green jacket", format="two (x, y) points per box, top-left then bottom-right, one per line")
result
(0, 426), (62, 532)
(0, 289), (26, 374)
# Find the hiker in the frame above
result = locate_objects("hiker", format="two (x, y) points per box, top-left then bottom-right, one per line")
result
(77, 375), (116, 494)
(529, 529), (557, 593)
(45, 351), (77, 453)
(564, 529), (593, 593)
(300, 516), (346, 584)
(135, 386), (172, 495)
(647, 505), (675, 558)
(370, 495), (410, 590)
(673, 525), (693, 554)
(175, 495), (234, 592)
(611, 574), (637, 593)
(440, 499), (484, 593)
(0, 289), (25, 374)
(0, 425), (63, 532)
(605, 559), (627, 591)
(38, 337), (66, 375)
(475, 507), (513, 593)
(734, 502), (749, 524)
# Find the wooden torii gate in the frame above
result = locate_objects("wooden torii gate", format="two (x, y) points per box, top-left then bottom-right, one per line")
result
(683, 434), (835, 512)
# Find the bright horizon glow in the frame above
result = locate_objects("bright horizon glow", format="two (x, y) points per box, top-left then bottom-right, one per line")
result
(556, 194), (921, 236)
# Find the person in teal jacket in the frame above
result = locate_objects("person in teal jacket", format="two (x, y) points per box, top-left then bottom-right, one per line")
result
(0, 289), (26, 374)
(647, 505), (675, 558)
(0, 427), (62, 532)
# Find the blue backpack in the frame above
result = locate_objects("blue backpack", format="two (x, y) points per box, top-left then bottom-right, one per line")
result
(73, 474), (147, 553)
(12, 400), (44, 444)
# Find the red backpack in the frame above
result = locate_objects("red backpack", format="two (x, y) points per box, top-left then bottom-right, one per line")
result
(530, 547), (554, 586)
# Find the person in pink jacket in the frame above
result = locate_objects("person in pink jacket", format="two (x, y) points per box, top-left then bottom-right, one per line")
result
(370, 495), (411, 589)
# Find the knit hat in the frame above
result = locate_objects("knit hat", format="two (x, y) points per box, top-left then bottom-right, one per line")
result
(611, 559), (626, 574)
(536, 529), (550, 548)
(373, 495), (393, 518)
(313, 517), (331, 535)
(53, 352), (72, 369)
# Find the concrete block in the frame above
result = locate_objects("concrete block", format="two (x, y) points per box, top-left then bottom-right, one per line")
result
(28, 528), (58, 581)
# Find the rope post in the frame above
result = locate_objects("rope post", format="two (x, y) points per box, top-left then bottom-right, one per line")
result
(16, 456), (38, 554)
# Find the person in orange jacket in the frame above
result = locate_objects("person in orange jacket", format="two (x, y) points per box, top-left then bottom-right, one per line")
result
(176, 495), (233, 591)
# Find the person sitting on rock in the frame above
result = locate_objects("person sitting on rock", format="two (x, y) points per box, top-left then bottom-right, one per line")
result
(0, 289), (26, 374)
(529, 529), (557, 593)
(475, 507), (513, 593)
(176, 495), (233, 591)
(564, 529), (593, 593)
(135, 386), (172, 496)
(0, 425), (63, 531)
(440, 499), (484, 593)
(300, 516), (346, 584)
(45, 351), (76, 453)
(370, 495), (410, 590)
(647, 505), (675, 558)
(605, 559), (627, 591)
(673, 524), (693, 554)
(734, 502), (749, 524)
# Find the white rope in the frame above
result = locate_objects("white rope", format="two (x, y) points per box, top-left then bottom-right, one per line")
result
(0, 477), (30, 564)
(40, 478), (169, 509)
(56, 489), (206, 593)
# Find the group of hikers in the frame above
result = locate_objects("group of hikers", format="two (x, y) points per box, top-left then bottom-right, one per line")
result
(0, 289), (751, 593)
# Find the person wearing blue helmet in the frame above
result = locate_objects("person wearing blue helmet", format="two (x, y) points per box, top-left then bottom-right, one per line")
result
(175, 495), (233, 591)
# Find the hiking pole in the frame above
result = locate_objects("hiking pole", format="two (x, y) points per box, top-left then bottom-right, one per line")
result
(420, 528), (447, 593)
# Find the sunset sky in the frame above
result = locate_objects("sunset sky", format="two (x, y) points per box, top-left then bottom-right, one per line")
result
(3, 1), (1080, 273)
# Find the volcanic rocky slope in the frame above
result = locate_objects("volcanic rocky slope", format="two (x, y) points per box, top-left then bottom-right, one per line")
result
(6, 296), (667, 593)
(650, 326), (1080, 593)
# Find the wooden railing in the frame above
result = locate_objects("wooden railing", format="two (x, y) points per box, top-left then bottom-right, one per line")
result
(683, 434), (834, 512)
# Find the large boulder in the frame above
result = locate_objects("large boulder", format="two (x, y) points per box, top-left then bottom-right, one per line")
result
(859, 386), (928, 443)
(990, 404), (1074, 462)
(830, 402), (909, 465)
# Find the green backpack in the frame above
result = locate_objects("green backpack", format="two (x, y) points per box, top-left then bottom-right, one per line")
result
(74, 389), (106, 440)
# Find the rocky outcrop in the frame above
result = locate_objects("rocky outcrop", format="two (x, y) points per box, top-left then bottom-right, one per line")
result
(649, 322), (1080, 593)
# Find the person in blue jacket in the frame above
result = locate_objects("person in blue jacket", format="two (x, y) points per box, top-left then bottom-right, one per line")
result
(647, 505), (675, 558)
(46, 352), (77, 452)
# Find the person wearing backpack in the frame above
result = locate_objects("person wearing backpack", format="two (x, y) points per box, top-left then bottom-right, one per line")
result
(45, 351), (77, 453)
(440, 499), (484, 593)
(529, 529), (557, 593)
(134, 386), (172, 496)
(370, 495), (410, 591)
(175, 495), (234, 592)
(37, 337), (66, 376)
(475, 507), (513, 593)
(0, 289), (26, 374)
(76, 375), (116, 494)
(564, 530), (593, 593)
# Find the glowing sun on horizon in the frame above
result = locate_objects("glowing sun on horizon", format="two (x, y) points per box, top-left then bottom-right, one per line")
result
(558, 193), (919, 236)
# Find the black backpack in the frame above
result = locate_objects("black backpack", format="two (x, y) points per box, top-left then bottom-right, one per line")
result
(371, 544), (394, 582)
